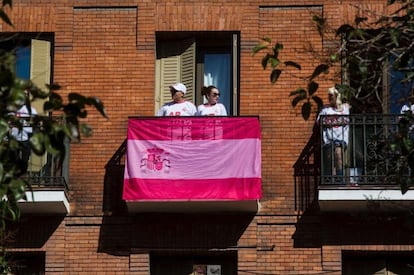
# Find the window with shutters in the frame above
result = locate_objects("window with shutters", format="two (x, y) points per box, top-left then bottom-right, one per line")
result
(155, 31), (239, 116)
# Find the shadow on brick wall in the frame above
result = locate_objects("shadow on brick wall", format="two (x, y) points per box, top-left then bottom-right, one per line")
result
(98, 213), (254, 256)
(7, 215), (65, 248)
(293, 206), (414, 248)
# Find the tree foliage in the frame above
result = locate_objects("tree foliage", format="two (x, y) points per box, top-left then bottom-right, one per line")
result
(254, 0), (414, 192)
(0, 1), (108, 272)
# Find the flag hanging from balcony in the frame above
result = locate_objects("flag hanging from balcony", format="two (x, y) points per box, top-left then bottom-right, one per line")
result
(123, 117), (262, 201)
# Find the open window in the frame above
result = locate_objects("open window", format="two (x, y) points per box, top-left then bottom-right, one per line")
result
(155, 31), (239, 116)
(0, 33), (63, 181)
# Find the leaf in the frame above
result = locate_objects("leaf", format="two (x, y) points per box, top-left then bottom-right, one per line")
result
(9, 178), (26, 201)
(69, 123), (80, 142)
(284, 61), (301, 70)
(301, 102), (312, 121)
(389, 28), (400, 47)
(270, 44), (283, 61)
(270, 69), (282, 84)
(354, 16), (368, 25)
(289, 88), (306, 97)
(401, 180), (409, 194)
(80, 123), (93, 137)
(312, 15), (326, 36)
(270, 57), (280, 69)
(86, 96), (108, 118)
(0, 119), (8, 140)
(292, 91), (307, 107)
(0, 10), (13, 26)
(252, 43), (268, 55)
(336, 24), (354, 35)
(261, 37), (272, 43)
(68, 92), (86, 103)
(312, 96), (324, 112)
(310, 64), (329, 80)
(49, 92), (64, 109)
(3, 0), (13, 8)
(30, 132), (46, 155)
(272, 43), (283, 57)
(358, 63), (368, 74)
(44, 134), (62, 155)
(29, 85), (49, 99)
(308, 81), (319, 96)
(261, 54), (270, 69)
(0, 163), (3, 183)
(46, 83), (62, 91)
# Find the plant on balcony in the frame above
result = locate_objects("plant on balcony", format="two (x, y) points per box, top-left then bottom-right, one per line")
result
(253, 0), (414, 193)
(0, 1), (108, 272)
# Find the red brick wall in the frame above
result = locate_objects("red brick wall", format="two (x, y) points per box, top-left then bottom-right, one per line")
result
(2, 1), (403, 274)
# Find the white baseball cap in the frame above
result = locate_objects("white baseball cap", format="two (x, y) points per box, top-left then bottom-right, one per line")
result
(169, 83), (187, 94)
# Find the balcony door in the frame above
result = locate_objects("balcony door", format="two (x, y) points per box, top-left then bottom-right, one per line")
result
(155, 31), (238, 116)
(6, 36), (52, 173)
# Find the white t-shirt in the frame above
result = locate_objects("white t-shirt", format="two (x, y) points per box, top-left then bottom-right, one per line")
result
(157, 101), (197, 116)
(317, 104), (350, 146)
(11, 105), (38, 141)
(196, 103), (227, 116)
(400, 104), (414, 114)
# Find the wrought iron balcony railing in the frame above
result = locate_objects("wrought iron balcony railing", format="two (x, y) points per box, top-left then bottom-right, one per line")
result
(294, 114), (412, 212)
(320, 114), (405, 186)
(25, 151), (69, 190)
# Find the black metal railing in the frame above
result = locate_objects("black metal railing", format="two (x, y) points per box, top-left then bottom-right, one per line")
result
(320, 114), (404, 186)
(25, 141), (70, 191)
(294, 114), (409, 212)
(103, 139), (127, 214)
(9, 115), (70, 191)
(293, 124), (320, 212)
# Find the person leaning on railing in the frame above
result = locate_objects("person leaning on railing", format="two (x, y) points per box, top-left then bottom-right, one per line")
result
(317, 87), (350, 182)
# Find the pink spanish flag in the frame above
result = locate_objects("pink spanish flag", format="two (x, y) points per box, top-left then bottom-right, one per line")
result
(123, 117), (262, 201)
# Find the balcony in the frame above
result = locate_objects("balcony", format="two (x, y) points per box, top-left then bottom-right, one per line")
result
(18, 151), (70, 215)
(294, 114), (414, 213)
(104, 116), (262, 214)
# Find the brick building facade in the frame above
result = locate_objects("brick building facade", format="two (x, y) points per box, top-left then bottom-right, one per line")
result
(2, 0), (414, 274)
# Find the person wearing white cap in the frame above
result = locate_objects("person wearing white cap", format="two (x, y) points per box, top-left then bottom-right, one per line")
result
(157, 82), (197, 116)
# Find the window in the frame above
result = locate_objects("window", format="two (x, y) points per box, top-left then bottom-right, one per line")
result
(0, 33), (58, 178)
(155, 31), (239, 116)
(345, 30), (414, 114)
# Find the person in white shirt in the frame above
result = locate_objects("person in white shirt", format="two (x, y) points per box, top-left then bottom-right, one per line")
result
(11, 98), (38, 165)
(317, 87), (350, 182)
(197, 85), (227, 116)
(400, 92), (414, 138)
(157, 83), (197, 116)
